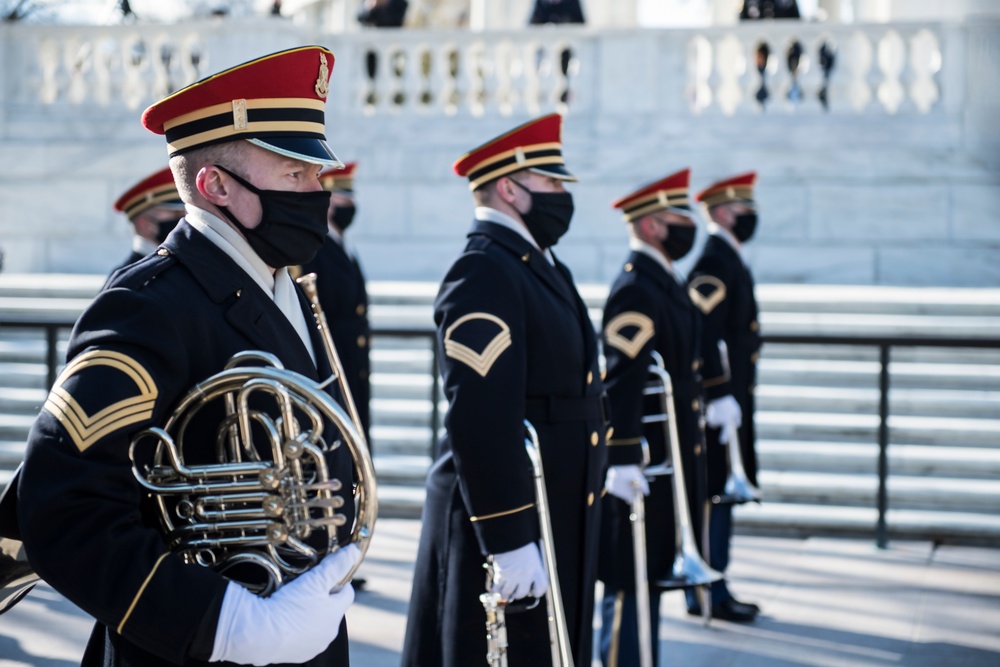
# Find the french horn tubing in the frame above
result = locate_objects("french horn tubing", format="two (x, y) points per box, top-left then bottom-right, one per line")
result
(129, 273), (377, 595)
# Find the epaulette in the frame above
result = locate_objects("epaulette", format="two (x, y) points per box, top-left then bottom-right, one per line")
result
(105, 249), (178, 292)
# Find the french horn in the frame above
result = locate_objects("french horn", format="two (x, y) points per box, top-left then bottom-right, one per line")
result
(0, 273), (376, 612)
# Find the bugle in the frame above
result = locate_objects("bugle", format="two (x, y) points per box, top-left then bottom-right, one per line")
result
(712, 341), (762, 505)
(480, 421), (574, 667)
(629, 440), (653, 667)
(642, 353), (723, 595)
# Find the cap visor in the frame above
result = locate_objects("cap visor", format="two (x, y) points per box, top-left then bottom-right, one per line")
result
(529, 164), (578, 182)
(248, 137), (343, 167)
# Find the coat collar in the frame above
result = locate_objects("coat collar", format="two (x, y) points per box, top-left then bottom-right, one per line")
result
(468, 219), (577, 308)
(163, 221), (319, 379)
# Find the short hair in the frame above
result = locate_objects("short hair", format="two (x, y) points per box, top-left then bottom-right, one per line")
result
(472, 177), (500, 206)
(169, 141), (251, 202)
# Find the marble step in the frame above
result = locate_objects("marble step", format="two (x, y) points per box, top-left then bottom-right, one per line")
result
(755, 411), (1000, 448)
(755, 385), (1000, 419)
(757, 358), (1000, 391)
(732, 502), (1000, 545)
(757, 441), (1000, 479)
(753, 470), (1000, 512)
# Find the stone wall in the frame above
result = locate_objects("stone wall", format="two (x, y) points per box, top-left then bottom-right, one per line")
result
(0, 17), (997, 286)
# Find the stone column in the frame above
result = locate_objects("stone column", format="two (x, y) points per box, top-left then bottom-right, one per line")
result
(709, 0), (741, 26)
(853, 0), (890, 23)
(586, 0), (639, 27)
(469, 0), (532, 30)
(817, 0), (845, 22)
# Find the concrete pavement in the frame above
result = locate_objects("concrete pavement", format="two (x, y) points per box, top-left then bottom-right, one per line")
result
(2, 518), (999, 666)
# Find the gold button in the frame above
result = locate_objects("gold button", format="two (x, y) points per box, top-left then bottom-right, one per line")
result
(694, 444), (702, 456)
(521, 253), (530, 262)
(586, 371), (593, 384)
(587, 492), (594, 506)
(156, 248), (170, 256)
(691, 399), (700, 411)
(606, 427), (614, 440)
(356, 304), (366, 316)
(750, 320), (759, 332)
(235, 289), (242, 298)
(601, 369), (607, 381)
(357, 335), (367, 348)
(624, 263), (634, 272)
(751, 352), (760, 363)
(590, 431), (599, 446)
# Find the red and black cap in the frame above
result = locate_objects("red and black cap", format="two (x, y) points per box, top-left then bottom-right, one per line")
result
(319, 161), (356, 192)
(612, 168), (692, 222)
(696, 171), (757, 209)
(453, 114), (576, 191)
(141, 46), (341, 167)
(113, 166), (183, 221)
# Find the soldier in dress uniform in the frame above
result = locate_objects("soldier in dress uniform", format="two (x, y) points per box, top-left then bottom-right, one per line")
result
(298, 162), (371, 447)
(685, 171), (763, 623)
(597, 168), (709, 664)
(110, 166), (184, 276)
(401, 113), (609, 666)
(2, 46), (363, 666)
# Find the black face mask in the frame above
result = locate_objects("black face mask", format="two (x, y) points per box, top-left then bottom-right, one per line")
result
(663, 223), (696, 260)
(215, 165), (331, 268)
(332, 204), (356, 232)
(509, 178), (574, 249)
(733, 211), (758, 243)
(155, 217), (181, 244)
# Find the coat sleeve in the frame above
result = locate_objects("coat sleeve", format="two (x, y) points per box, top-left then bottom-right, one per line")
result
(434, 250), (538, 556)
(16, 286), (229, 664)
(688, 256), (734, 401)
(602, 282), (660, 467)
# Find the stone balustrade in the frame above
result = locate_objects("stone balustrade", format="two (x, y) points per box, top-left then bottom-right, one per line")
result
(0, 19), (954, 121)
(0, 17), (997, 285)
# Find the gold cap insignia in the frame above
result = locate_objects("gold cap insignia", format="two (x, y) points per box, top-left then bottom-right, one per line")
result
(444, 312), (513, 378)
(232, 99), (248, 131)
(604, 311), (655, 359)
(315, 53), (330, 97)
(42, 350), (158, 452)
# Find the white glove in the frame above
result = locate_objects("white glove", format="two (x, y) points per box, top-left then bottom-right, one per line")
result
(491, 542), (548, 601)
(705, 395), (742, 430)
(210, 543), (361, 665)
(604, 464), (650, 503)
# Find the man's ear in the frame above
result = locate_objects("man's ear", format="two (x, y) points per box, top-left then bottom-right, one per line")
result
(196, 166), (229, 206)
(495, 176), (518, 206)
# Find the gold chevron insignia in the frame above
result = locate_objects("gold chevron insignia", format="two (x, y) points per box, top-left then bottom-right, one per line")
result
(688, 276), (727, 315)
(444, 312), (512, 378)
(43, 350), (158, 453)
(605, 311), (655, 359)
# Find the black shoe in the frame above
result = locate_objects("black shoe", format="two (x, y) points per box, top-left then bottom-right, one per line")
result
(711, 599), (758, 623)
(352, 577), (367, 591)
(729, 597), (760, 614)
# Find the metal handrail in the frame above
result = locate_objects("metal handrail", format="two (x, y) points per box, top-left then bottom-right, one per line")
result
(3, 314), (1000, 548)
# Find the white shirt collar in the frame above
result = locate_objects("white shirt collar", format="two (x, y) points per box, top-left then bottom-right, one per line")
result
(475, 206), (555, 265)
(131, 235), (158, 257)
(629, 237), (679, 282)
(184, 204), (316, 364)
(708, 221), (748, 264)
(185, 204), (275, 296)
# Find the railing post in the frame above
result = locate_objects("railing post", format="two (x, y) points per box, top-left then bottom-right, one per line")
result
(45, 325), (59, 390)
(876, 343), (891, 549)
(430, 336), (441, 460)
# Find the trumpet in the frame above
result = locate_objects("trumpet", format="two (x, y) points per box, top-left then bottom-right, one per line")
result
(480, 420), (574, 667)
(642, 353), (723, 599)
